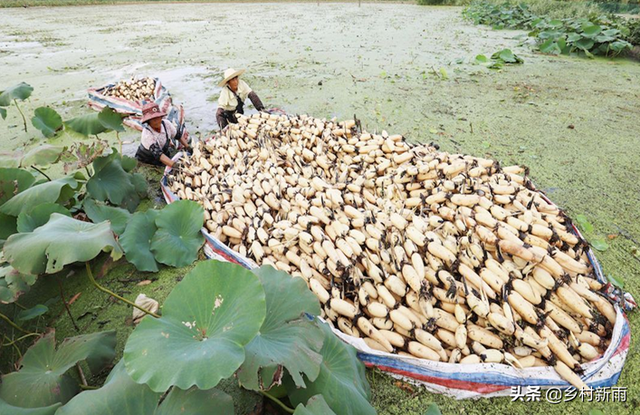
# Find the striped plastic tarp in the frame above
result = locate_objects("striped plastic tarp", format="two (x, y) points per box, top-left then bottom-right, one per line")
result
(87, 78), (188, 143)
(160, 154), (631, 400)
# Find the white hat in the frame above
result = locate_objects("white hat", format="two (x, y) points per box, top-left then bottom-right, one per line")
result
(218, 68), (245, 87)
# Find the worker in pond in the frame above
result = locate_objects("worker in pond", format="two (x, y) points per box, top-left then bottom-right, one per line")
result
(216, 68), (265, 130)
(135, 102), (190, 168)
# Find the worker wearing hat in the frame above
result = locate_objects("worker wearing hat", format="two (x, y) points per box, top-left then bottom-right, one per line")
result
(216, 68), (265, 130)
(135, 102), (190, 168)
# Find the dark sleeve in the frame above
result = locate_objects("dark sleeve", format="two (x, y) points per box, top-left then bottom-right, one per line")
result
(149, 142), (164, 161)
(248, 91), (265, 111)
(216, 107), (229, 130)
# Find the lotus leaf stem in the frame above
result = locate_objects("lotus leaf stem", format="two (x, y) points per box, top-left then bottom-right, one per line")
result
(0, 312), (35, 335)
(13, 99), (27, 133)
(259, 390), (295, 414)
(1, 332), (39, 347)
(85, 262), (160, 318)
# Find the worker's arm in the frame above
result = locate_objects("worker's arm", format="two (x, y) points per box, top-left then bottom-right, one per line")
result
(216, 107), (230, 129)
(159, 153), (175, 168)
(248, 91), (265, 112)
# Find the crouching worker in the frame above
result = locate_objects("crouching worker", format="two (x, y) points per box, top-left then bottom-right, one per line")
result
(216, 68), (265, 130)
(135, 102), (189, 168)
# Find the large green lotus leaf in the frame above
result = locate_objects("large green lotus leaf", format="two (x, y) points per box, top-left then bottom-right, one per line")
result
(293, 395), (337, 415)
(124, 261), (266, 392)
(86, 155), (135, 206)
(0, 177), (77, 217)
(0, 265), (37, 304)
(119, 210), (159, 272)
(0, 399), (60, 415)
(285, 322), (375, 415)
(155, 386), (234, 415)
(65, 113), (108, 136)
(31, 107), (63, 138)
(0, 82), (33, 106)
(97, 107), (125, 133)
(3, 214), (123, 275)
(0, 168), (35, 206)
(121, 155), (137, 173)
(0, 331), (116, 408)
(150, 200), (204, 267)
(56, 360), (159, 415)
(82, 198), (131, 235)
(16, 203), (71, 233)
(0, 212), (18, 247)
(237, 265), (323, 391)
(20, 144), (65, 167)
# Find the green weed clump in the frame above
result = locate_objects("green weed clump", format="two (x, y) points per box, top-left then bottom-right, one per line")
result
(463, 2), (636, 56)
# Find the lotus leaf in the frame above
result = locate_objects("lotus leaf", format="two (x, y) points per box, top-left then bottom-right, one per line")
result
(0, 399), (60, 415)
(150, 200), (204, 267)
(124, 261), (266, 392)
(55, 360), (159, 415)
(237, 265), (323, 391)
(82, 198), (131, 235)
(0, 82), (33, 106)
(16, 304), (49, 321)
(16, 203), (71, 233)
(293, 395), (337, 415)
(31, 107), (63, 138)
(0, 168), (35, 206)
(3, 214), (123, 275)
(0, 265), (37, 304)
(285, 322), (375, 415)
(86, 153), (137, 207)
(155, 386), (234, 415)
(119, 210), (159, 272)
(97, 107), (125, 133)
(20, 144), (65, 167)
(0, 177), (77, 217)
(65, 113), (108, 136)
(0, 331), (116, 408)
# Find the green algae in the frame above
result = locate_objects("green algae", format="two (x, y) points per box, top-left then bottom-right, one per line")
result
(1, 4), (639, 415)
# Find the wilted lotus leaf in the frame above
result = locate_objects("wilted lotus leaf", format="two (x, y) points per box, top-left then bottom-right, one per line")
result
(62, 140), (108, 174)
(16, 202), (71, 233)
(150, 200), (204, 267)
(0, 82), (33, 106)
(124, 261), (266, 392)
(285, 322), (375, 415)
(31, 107), (63, 138)
(0, 264), (37, 304)
(3, 214), (123, 275)
(237, 265), (323, 391)
(0, 177), (78, 217)
(293, 395), (337, 415)
(0, 330), (116, 408)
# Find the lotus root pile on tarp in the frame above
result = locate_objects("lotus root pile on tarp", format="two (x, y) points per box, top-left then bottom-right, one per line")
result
(163, 112), (631, 397)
